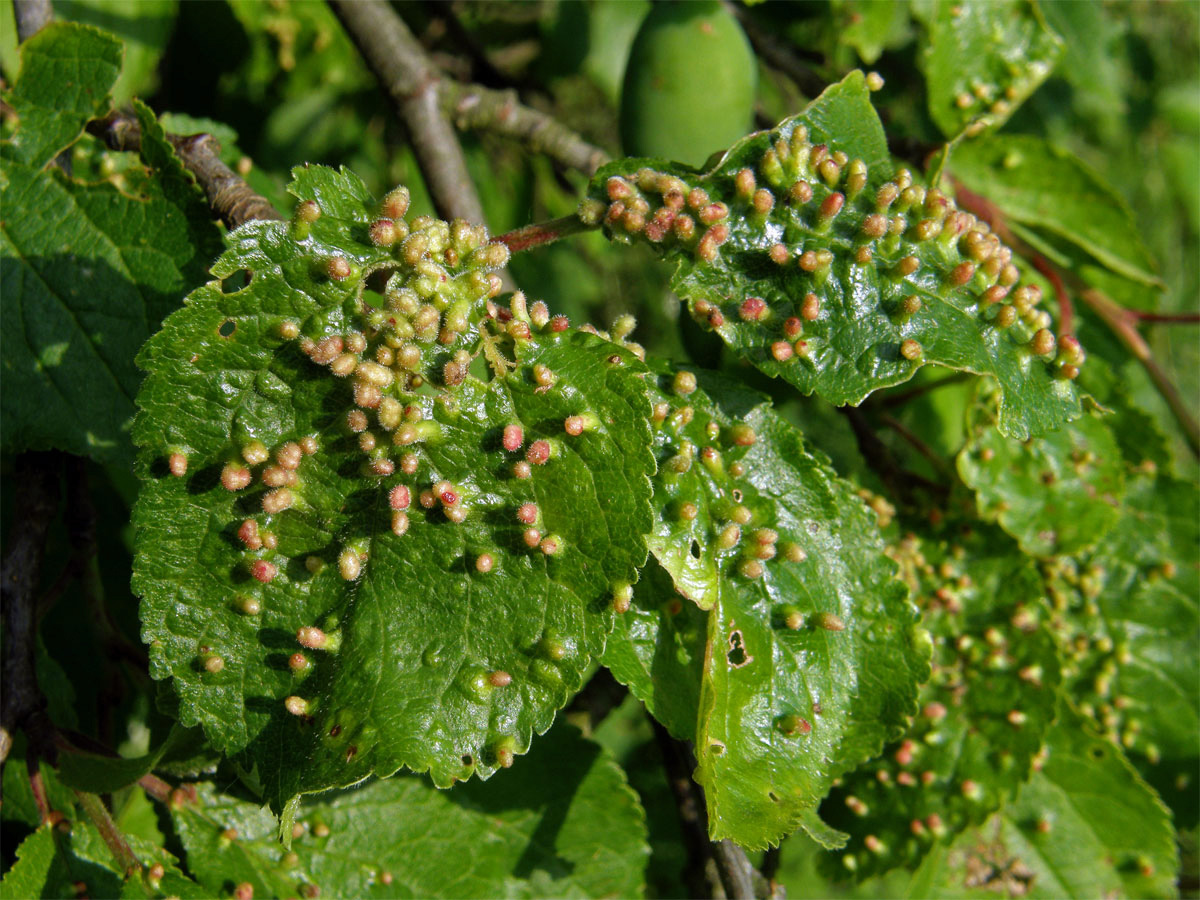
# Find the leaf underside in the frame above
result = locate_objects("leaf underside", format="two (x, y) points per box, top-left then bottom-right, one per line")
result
(822, 522), (1061, 880)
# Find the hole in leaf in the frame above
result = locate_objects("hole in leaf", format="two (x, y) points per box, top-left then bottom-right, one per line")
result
(727, 630), (752, 667)
(1089, 745), (1105, 760)
(768, 791), (779, 803)
(221, 270), (251, 292)
(709, 741), (726, 756)
(461, 754), (473, 766)
(732, 489), (743, 502)
(690, 540), (701, 559)
(218, 319), (236, 338)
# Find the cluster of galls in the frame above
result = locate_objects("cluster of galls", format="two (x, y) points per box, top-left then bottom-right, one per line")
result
(289, 185), (511, 395)
(584, 125), (1083, 381)
(832, 532), (1057, 875)
(1042, 551), (1163, 766)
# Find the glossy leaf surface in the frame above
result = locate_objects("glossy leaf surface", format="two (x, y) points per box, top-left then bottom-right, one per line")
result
(134, 167), (655, 810)
(587, 72), (1082, 440)
(0, 29), (220, 463)
(604, 366), (929, 849)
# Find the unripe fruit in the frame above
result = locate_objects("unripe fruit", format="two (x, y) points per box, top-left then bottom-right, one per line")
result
(620, 1), (756, 167)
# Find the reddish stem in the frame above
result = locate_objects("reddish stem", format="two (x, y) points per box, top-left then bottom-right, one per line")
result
(1128, 310), (1200, 324)
(496, 215), (596, 254)
(138, 773), (173, 804)
(1081, 288), (1200, 455)
(76, 790), (140, 875)
(28, 758), (51, 824)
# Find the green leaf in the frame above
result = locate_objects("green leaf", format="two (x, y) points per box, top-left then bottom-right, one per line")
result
(57, 725), (198, 793)
(0, 818), (202, 900)
(958, 386), (1125, 557)
(55, 0), (177, 105)
(1037, 0), (1126, 124)
(0, 60), (222, 463)
(0, 827), (56, 900)
(133, 167), (655, 811)
(1044, 467), (1199, 816)
(834, 0), (912, 65)
(949, 135), (1161, 288)
(1, 748), (77, 828)
(822, 523), (1062, 880)
(170, 724), (649, 899)
(586, 71), (1083, 440)
(909, 708), (1178, 899)
(0, 21), (121, 168)
(919, 0), (1064, 139)
(603, 366), (929, 850)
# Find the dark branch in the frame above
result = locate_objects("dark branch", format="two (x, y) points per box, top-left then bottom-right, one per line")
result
(0, 453), (61, 767)
(87, 114), (282, 229)
(14, 0), (52, 43)
(329, 0), (486, 225)
(442, 82), (610, 176)
(651, 717), (759, 899)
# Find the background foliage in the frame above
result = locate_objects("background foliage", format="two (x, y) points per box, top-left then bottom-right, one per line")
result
(1, 1), (1196, 898)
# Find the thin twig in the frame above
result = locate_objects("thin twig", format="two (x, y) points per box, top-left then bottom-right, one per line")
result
(713, 839), (756, 900)
(880, 414), (955, 480)
(1, 454), (61, 768)
(650, 717), (758, 899)
(496, 214), (597, 254)
(1128, 310), (1200, 324)
(330, 0), (486, 225)
(87, 114), (282, 229)
(878, 372), (973, 408)
(841, 408), (949, 501)
(651, 718), (717, 898)
(75, 790), (140, 875)
(1080, 288), (1200, 455)
(761, 844), (783, 898)
(1030, 255), (1074, 336)
(138, 773), (173, 804)
(442, 82), (610, 176)
(14, 0), (52, 43)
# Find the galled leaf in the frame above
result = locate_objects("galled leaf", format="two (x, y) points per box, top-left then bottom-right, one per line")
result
(919, 0), (1063, 139)
(603, 365), (929, 850)
(1042, 466), (1199, 822)
(169, 724), (649, 899)
(133, 168), (655, 810)
(585, 71), (1083, 440)
(822, 523), (1062, 879)
(908, 707), (1178, 900)
(958, 384), (1125, 557)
